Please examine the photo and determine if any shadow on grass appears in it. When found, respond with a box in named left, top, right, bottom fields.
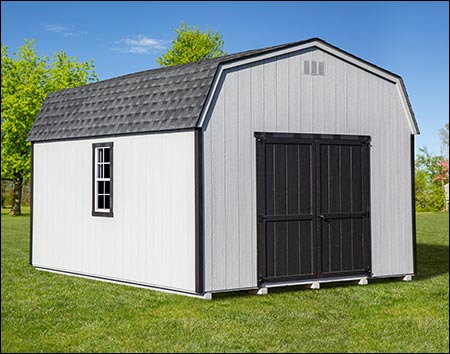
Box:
left=214, top=243, right=449, bottom=299
left=415, top=242, right=449, bottom=281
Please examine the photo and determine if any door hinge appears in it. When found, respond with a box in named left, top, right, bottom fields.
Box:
left=258, top=215, right=267, bottom=223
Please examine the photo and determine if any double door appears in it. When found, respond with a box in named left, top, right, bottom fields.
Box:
left=256, top=132, right=371, bottom=284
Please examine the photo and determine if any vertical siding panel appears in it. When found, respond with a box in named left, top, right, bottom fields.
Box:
left=312, top=50, right=325, bottom=132
left=300, top=52, right=313, bottom=132
left=358, top=71, right=369, bottom=133
left=251, top=64, right=264, bottom=287
left=288, top=53, right=301, bottom=132
left=392, top=84, right=403, bottom=274
left=211, top=85, right=226, bottom=290
left=238, top=68, right=254, bottom=287
left=276, top=56, right=289, bottom=131
left=368, top=75, right=381, bottom=276
left=346, top=65, right=358, bottom=133
left=382, top=80, right=393, bottom=275
left=264, top=59, right=278, bottom=131
left=224, top=71, right=240, bottom=288
left=324, top=55, right=336, bottom=134
left=334, top=57, right=346, bottom=135
left=252, top=65, right=265, bottom=132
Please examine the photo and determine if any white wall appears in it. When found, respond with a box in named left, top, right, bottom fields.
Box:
left=203, top=48, right=414, bottom=292
left=32, top=131, right=196, bottom=293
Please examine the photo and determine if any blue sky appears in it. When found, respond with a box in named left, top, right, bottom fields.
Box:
left=1, top=1, right=448, bottom=155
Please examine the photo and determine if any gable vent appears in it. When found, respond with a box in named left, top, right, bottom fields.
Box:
left=303, top=60, right=325, bottom=76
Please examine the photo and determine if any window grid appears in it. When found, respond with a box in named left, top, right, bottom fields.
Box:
left=95, top=147, right=111, bottom=212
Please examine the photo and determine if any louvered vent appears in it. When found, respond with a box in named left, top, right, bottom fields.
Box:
left=303, top=60, right=325, bottom=76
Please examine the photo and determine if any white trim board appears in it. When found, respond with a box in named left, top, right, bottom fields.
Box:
left=35, top=266, right=212, bottom=300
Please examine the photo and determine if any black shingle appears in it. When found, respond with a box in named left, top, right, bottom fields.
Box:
left=28, top=40, right=301, bottom=142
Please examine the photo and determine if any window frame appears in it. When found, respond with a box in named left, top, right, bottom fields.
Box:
left=92, top=142, right=114, bottom=217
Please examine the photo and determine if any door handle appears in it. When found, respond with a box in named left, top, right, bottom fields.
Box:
left=318, top=215, right=331, bottom=223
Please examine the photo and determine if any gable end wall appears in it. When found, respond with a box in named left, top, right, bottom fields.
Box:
left=203, top=48, right=414, bottom=292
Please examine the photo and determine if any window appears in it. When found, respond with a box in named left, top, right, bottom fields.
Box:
left=92, top=142, right=113, bottom=217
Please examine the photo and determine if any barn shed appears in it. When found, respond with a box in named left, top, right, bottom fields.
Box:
left=28, top=38, right=419, bottom=299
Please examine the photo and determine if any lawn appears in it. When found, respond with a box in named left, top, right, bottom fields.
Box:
left=1, top=208, right=448, bottom=353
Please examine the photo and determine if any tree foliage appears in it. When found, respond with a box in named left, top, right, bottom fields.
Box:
left=1, top=39, right=97, bottom=214
left=438, top=122, right=449, bottom=158
left=156, top=23, right=226, bottom=67
left=415, top=147, right=447, bottom=211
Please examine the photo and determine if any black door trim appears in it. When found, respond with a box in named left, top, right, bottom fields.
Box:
left=255, top=132, right=372, bottom=284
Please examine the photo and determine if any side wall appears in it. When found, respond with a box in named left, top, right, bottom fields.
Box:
left=32, top=131, right=196, bottom=293
left=203, top=48, right=414, bottom=292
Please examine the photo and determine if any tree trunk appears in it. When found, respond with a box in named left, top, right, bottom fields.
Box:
left=11, top=175, right=23, bottom=216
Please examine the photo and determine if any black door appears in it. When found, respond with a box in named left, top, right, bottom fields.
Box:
left=256, top=132, right=371, bottom=284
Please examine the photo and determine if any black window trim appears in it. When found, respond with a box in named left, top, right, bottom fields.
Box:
left=92, top=142, right=114, bottom=217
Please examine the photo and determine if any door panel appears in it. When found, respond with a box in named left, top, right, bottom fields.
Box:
left=258, top=139, right=316, bottom=282
left=256, top=133, right=371, bottom=284
left=318, top=141, right=371, bottom=277
left=265, top=220, right=315, bottom=280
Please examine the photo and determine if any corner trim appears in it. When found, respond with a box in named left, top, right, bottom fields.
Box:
left=29, top=143, right=34, bottom=265
left=194, top=128, right=204, bottom=294
left=411, top=134, right=417, bottom=274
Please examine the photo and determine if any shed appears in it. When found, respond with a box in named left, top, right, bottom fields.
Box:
left=28, top=38, right=419, bottom=298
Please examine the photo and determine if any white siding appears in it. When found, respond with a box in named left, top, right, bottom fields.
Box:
left=32, top=131, right=196, bottom=293
left=204, top=48, right=414, bottom=292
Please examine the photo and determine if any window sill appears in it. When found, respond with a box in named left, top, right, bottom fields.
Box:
left=92, top=210, right=114, bottom=218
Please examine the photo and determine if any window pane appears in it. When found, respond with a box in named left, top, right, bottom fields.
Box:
left=105, top=181, right=110, bottom=194
left=98, top=163, right=103, bottom=178
left=104, top=163, right=110, bottom=178
left=98, top=148, right=104, bottom=163
left=98, top=181, right=104, bottom=194
left=97, top=195, right=104, bottom=209
left=104, top=195, right=110, bottom=209
left=104, top=148, right=110, bottom=163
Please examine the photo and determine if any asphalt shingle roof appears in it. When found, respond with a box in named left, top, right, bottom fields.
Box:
left=27, top=41, right=296, bottom=142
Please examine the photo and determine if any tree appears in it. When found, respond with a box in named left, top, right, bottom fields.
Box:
left=438, top=122, right=449, bottom=159
left=156, top=23, right=226, bottom=67
left=1, top=40, right=97, bottom=215
left=415, top=147, right=446, bottom=211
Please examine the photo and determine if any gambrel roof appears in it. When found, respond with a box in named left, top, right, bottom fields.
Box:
left=28, top=38, right=419, bottom=142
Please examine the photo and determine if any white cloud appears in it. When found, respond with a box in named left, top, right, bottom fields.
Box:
left=45, top=24, right=68, bottom=33
left=112, top=35, right=167, bottom=55
left=45, top=24, right=87, bottom=37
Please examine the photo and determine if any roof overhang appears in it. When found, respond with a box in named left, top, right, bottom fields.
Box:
left=197, top=38, right=419, bottom=135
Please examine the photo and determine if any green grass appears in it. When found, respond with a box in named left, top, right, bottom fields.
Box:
left=1, top=208, right=448, bottom=353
